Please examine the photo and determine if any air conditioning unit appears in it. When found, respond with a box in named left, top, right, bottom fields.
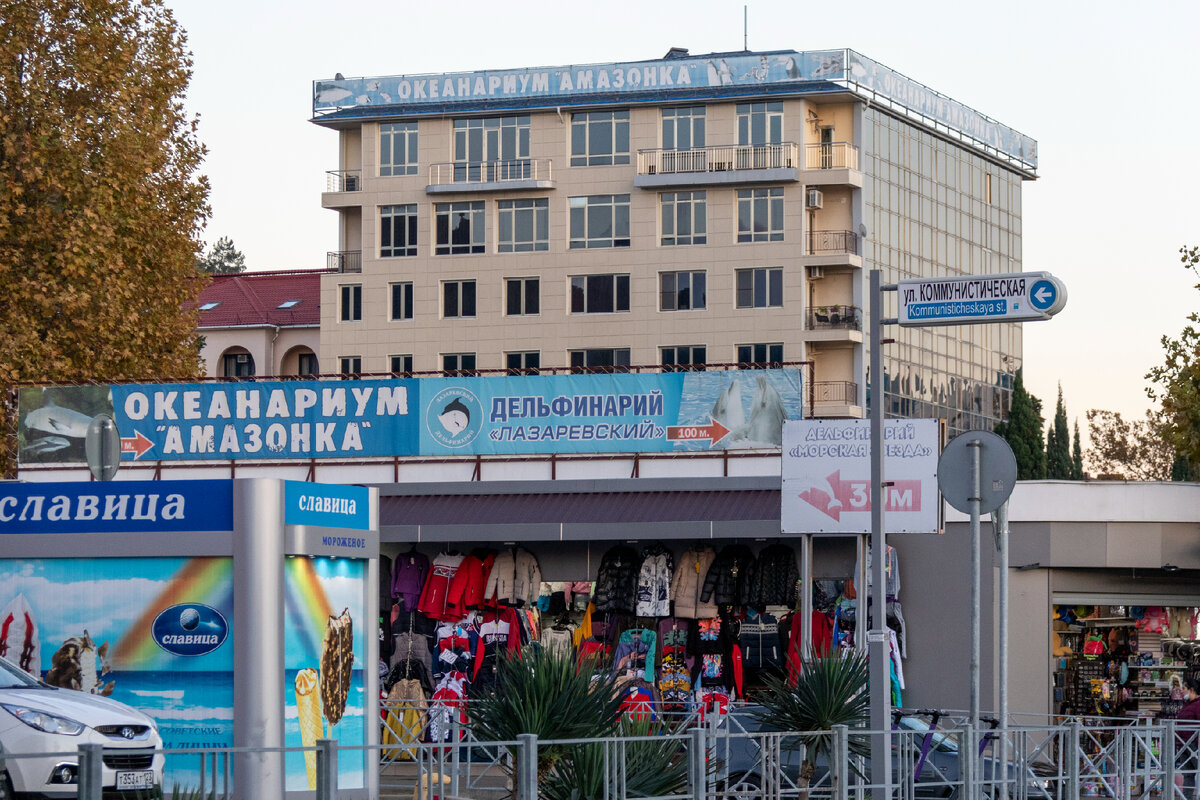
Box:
left=807, top=266, right=825, bottom=280
left=806, top=189, right=824, bottom=209
left=236, top=354, right=249, bottom=364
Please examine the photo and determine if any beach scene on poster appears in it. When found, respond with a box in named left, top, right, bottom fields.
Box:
left=283, top=557, right=366, bottom=791
left=0, top=557, right=234, bottom=791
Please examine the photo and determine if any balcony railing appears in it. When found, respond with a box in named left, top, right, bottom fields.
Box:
left=804, top=142, right=859, bottom=171
left=428, top=158, right=552, bottom=186
left=807, top=229, right=859, bottom=255
left=636, top=142, right=799, bottom=176
left=808, top=305, right=862, bottom=331
left=327, top=250, right=361, bottom=273
left=813, top=380, right=859, bottom=405
left=325, top=170, right=361, bottom=192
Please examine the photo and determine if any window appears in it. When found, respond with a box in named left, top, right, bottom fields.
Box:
left=435, top=201, right=485, bottom=254
left=339, top=356, right=362, bottom=376
left=736, top=343, right=783, bottom=368
left=737, top=188, right=784, bottom=242
left=380, top=122, right=418, bottom=177
left=381, top=204, right=417, bottom=257
left=453, top=116, right=531, bottom=181
left=660, top=191, right=706, bottom=245
left=277, top=299, right=301, bottom=309
left=442, top=353, right=477, bottom=376
left=390, top=282, right=414, bottom=321
left=662, top=106, right=705, bottom=150
left=222, top=352, right=255, bottom=378
left=443, top=280, right=476, bottom=318
left=661, top=346, right=707, bottom=372
left=570, top=110, right=630, bottom=166
left=340, top=284, right=362, bottom=321
left=506, top=277, right=539, bottom=316
left=199, top=301, right=220, bottom=311
left=506, top=351, right=540, bottom=375
left=390, top=355, right=413, bottom=376
left=569, top=348, right=631, bottom=373
left=660, top=271, right=706, bottom=311
left=298, top=353, right=319, bottom=376
left=498, top=199, right=548, bottom=252
left=737, top=102, right=784, bottom=145
left=985, top=173, right=993, bottom=205
left=569, top=195, right=630, bottom=249
left=736, top=268, right=783, bottom=308
left=571, top=274, right=630, bottom=314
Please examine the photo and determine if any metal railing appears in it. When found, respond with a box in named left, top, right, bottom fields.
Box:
left=808, top=305, right=861, bottom=331
left=325, top=169, right=361, bottom=192
left=804, top=142, right=859, bottom=171
left=427, top=158, right=553, bottom=186
left=813, top=380, right=859, bottom=405
left=807, top=229, right=859, bottom=255
left=326, top=250, right=361, bottom=273
left=637, top=142, right=799, bottom=176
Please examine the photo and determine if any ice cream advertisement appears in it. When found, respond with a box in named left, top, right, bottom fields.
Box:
left=283, top=556, right=366, bottom=791
left=0, top=557, right=235, bottom=790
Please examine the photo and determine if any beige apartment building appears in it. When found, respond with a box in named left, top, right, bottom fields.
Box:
left=311, top=48, right=1036, bottom=435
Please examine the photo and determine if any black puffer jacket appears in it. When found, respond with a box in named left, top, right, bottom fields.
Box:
left=748, top=543, right=799, bottom=608
left=701, top=544, right=755, bottom=607
left=594, top=545, right=641, bottom=613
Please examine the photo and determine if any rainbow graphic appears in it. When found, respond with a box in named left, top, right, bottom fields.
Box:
left=284, top=557, right=335, bottom=665
left=111, top=558, right=234, bottom=670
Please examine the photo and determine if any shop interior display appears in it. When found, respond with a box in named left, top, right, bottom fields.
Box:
left=379, top=541, right=907, bottom=746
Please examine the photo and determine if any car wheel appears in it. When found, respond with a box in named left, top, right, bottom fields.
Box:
left=0, top=771, right=14, bottom=800
left=716, top=771, right=763, bottom=800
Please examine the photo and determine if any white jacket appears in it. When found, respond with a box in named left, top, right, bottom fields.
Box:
left=636, top=551, right=673, bottom=617
left=484, top=547, right=542, bottom=606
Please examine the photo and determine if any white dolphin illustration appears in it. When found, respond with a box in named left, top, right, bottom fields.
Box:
left=24, top=400, right=93, bottom=439
left=724, top=376, right=786, bottom=447
left=710, top=380, right=746, bottom=433
left=22, top=435, right=71, bottom=455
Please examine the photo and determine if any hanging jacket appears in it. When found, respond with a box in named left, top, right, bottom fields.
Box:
left=612, top=628, right=657, bottom=683
left=671, top=547, right=718, bottom=619
left=748, top=543, right=799, bottom=608
left=393, top=549, right=431, bottom=611
left=594, top=545, right=641, bottom=614
left=447, top=550, right=495, bottom=611
left=483, top=547, right=542, bottom=606
left=690, top=614, right=736, bottom=693
left=739, top=609, right=782, bottom=672
left=379, top=553, right=394, bottom=610
left=636, top=545, right=674, bottom=617
left=701, top=544, right=755, bottom=607
left=418, top=552, right=465, bottom=621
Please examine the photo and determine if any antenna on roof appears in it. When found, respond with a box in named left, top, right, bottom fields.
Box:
left=744, top=5, right=748, bottom=51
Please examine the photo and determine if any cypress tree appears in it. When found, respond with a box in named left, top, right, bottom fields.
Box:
left=996, top=369, right=1046, bottom=480
left=1046, top=385, right=1073, bottom=479
left=1071, top=419, right=1085, bottom=480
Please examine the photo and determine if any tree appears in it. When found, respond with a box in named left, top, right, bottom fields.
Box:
left=0, top=0, right=209, bottom=473
left=1071, top=419, right=1085, bottom=480
left=1045, top=384, right=1073, bottom=479
left=1085, top=409, right=1173, bottom=481
left=994, top=369, right=1046, bottom=480
left=1147, top=246, right=1200, bottom=468
left=198, top=236, right=246, bottom=274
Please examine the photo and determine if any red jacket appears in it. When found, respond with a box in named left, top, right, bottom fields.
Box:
left=447, top=552, right=494, bottom=611
left=418, top=553, right=465, bottom=621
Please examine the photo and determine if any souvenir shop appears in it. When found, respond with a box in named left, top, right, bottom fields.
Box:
left=374, top=477, right=910, bottom=743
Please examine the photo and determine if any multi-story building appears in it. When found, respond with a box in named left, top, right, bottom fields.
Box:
left=310, top=48, right=1036, bottom=434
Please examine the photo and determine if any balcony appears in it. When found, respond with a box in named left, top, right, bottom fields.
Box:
left=810, top=380, right=863, bottom=418
left=426, top=159, right=554, bottom=194
left=808, top=305, right=861, bottom=331
left=327, top=250, right=361, bottom=273
left=802, top=142, right=863, bottom=188
left=634, top=143, right=799, bottom=188
left=807, top=229, right=859, bottom=256
left=325, top=170, right=361, bottom=192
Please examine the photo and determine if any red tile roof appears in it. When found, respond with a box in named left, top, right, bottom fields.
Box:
left=193, top=270, right=325, bottom=328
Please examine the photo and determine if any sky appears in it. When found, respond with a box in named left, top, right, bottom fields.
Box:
left=166, top=0, right=1200, bottom=433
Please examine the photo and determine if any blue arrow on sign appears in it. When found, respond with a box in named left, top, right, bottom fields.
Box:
left=1029, top=279, right=1057, bottom=311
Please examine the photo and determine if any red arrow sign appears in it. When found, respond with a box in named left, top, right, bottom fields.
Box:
left=120, top=430, right=155, bottom=459
left=666, top=418, right=731, bottom=444
left=798, top=470, right=923, bottom=521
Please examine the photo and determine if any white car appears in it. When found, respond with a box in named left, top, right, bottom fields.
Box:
left=0, top=656, right=163, bottom=799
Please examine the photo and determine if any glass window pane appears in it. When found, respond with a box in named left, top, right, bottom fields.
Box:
left=694, top=273, right=706, bottom=309
left=769, top=269, right=782, bottom=306
left=571, top=277, right=585, bottom=312
left=590, top=118, right=612, bottom=156
left=588, top=205, right=612, bottom=242
left=616, top=275, right=629, bottom=311
left=444, top=284, right=458, bottom=317
left=462, top=282, right=476, bottom=316
left=527, top=280, right=539, bottom=314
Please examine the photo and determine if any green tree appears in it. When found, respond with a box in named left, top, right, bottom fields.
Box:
left=197, top=236, right=246, bottom=274
left=1071, top=419, right=1085, bottom=480
left=1085, top=409, right=1173, bottom=481
left=1147, top=246, right=1200, bottom=468
left=0, top=0, right=210, bottom=472
left=995, top=369, right=1045, bottom=479
left=1045, top=384, right=1073, bottom=479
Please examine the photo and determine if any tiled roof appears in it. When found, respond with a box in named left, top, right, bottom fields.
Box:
left=193, top=270, right=324, bottom=328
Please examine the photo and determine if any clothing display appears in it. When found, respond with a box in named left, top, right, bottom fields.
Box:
left=418, top=551, right=466, bottom=621
left=391, top=548, right=430, bottom=610
left=594, top=544, right=641, bottom=614
left=671, top=546, right=718, bottom=619
left=701, top=544, right=755, bottom=607
left=484, top=546, right=542, bottom=607
left=636, top=544, right=673, bottom=617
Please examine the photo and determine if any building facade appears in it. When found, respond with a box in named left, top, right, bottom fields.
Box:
left=311, top=48, right=1036, bottom=435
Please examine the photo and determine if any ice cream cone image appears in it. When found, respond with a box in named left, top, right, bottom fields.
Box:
left=319, top=609, right=353, bottom=727
left=294, top=667, right=323, bottom=790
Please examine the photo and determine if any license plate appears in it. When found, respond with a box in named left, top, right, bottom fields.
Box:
left=116, top=771, right=155, bottom=790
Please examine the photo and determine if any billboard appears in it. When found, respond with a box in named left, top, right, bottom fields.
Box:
left=781, top=419, right=941, bottom=534
left=17, top=370, right=802, bottom=464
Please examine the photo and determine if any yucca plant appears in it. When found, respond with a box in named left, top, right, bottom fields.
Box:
left=467, top=646, right=625, bottom=781
left=539, top=716, right=692, bottom=800
left=751, top=652, right=871, bottom=790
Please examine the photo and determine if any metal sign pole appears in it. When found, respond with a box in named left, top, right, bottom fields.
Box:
left=868, top=268, right=892, bottom=798
left=969, top=439, right=982, bottom=729
left=997, top=500, right=1010, bottom=797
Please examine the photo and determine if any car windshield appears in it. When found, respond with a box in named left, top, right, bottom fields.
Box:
left=899, top=716, right=958, bottom=752
left=0, top=656, right=46, bottom=689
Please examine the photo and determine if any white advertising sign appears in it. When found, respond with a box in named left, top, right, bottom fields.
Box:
left=781, top=419, right=941, bottom=534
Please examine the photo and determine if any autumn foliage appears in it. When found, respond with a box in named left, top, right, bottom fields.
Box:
left=0, top=0, right=210, bottom=472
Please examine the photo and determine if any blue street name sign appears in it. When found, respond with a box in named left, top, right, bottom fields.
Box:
left=897, top=271, right=1067, bottom=327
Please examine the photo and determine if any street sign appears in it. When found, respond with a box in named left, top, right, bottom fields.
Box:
left=897, top=271, right=1067, bottom=327
left=937, top=430, right=1017, bottom=515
